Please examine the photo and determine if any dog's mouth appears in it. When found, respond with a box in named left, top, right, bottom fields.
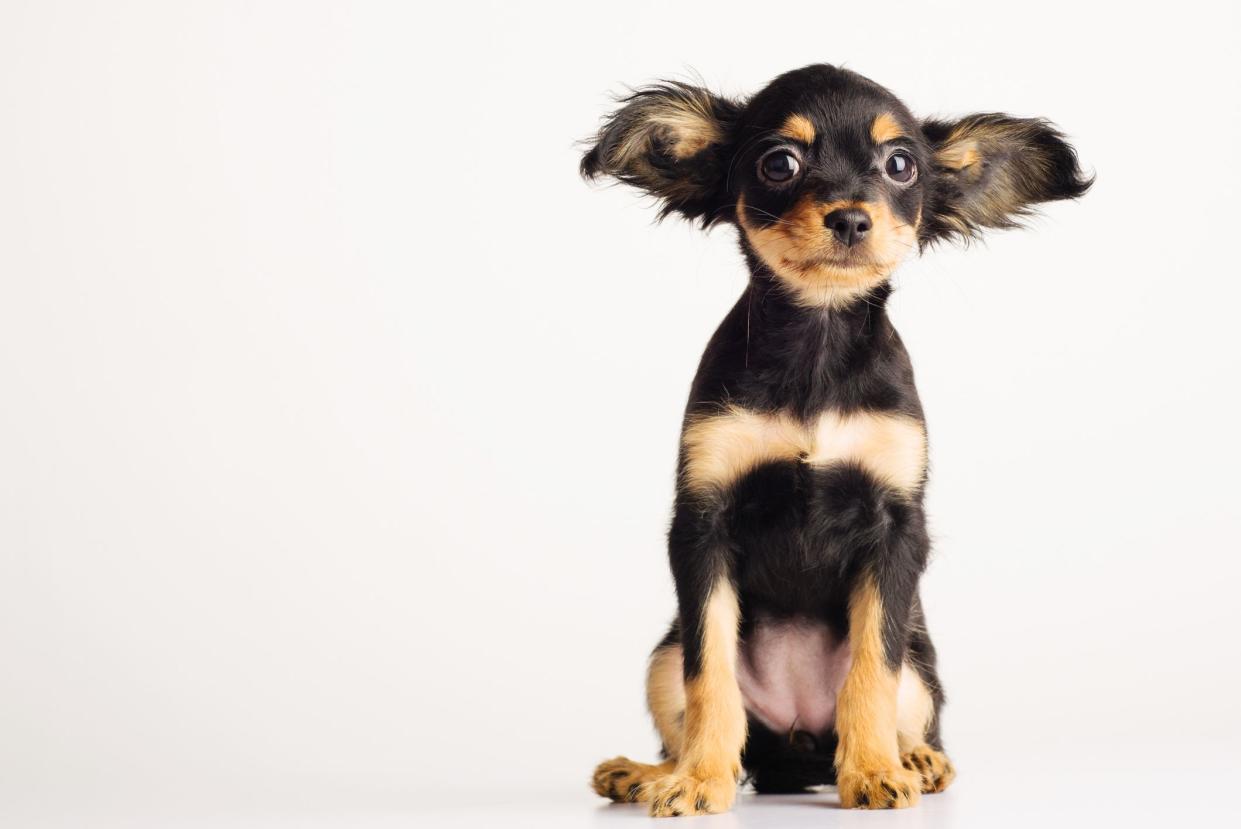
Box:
left=784, top=244, right=890, bottom=275
left=737, top=196, right=914, bottom=294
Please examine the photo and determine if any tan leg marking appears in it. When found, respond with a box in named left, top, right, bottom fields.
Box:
left=646, top=580, right=745, bottom=817
left=895, top=663, right=934, bottom=751
left=647, top=643, right=687, bottom=757
left=591, top=645, right=686, bottom=805
left=593, top=757, right=676, bottom=802
left=901, top=744, right=956, bottom=794
left=894, top=663, right=956, bottom=793
left=808, top=411, right=927, bottom=493
left=835, top=578, right=922, bottom=809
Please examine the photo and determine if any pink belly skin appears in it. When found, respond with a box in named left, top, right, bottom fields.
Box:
left=736, top=618, right=852, bottom=736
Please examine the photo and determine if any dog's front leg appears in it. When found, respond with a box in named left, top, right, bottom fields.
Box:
left=644, top=495, right=745, bottom=817
left=834, top=572, right=924, bottom=809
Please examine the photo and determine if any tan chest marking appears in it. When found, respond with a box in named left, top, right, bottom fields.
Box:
left=682, top=408, right=804, bottom=494
left=682, top=407, right=926, bottom=495
left=807, top=411, right=927, bottom=492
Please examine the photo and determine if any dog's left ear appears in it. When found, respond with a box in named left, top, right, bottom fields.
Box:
left=581, top=82, right=741, bottom=226
left=920, top=113, right=1092, bottom=244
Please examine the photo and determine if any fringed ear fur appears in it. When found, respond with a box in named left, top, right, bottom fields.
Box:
left=920, top=113, right=1092, bottom=244
left=580, top=82, right=741, bottom=226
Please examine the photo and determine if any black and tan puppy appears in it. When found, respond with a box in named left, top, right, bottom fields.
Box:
left=582, top=64, right=1089, bottom=815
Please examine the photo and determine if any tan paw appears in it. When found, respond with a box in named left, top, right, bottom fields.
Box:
left=838, top=764, right=922, bottom=809
left=591, top=756, right=673, bottom=803
left=901, top=744, right=956, bottom=793
left=646, top=771, right=737, bottom=817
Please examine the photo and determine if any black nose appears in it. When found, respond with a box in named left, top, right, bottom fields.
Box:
left=824, top=208, right=872, bottom=247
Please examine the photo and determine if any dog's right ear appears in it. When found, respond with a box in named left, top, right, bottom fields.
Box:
left=581, top=82, right=741, bottom=226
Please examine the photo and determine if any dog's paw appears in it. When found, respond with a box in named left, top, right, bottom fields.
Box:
left=838, top=763, right=922, bottom=809
left=646, top=771, right=737, bottom=817
left=592, top=756, right=669, bottom=803
left=901, top=744, right=956, bottom=793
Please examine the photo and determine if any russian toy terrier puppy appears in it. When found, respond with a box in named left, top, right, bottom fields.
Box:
left=581, top=64, right=1089, bottom=815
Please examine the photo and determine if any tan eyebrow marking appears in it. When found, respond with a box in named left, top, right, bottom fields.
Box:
left=871, top=112, right=905, bottom=144
left=779, top=113, right=816, bottom=144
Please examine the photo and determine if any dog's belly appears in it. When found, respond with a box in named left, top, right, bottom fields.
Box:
left=736, top=617, right=851, bottom=736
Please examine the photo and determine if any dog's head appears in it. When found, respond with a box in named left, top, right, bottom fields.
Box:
left=582, top=64, right=1091, bottom=307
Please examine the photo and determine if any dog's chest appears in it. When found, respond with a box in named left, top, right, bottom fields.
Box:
left=682, top=406, right=927, bottom=495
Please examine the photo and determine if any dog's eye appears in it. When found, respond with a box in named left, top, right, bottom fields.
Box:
left=759, top=149, right=800, bottom=184
left=884, top=150, right=917, bottom=184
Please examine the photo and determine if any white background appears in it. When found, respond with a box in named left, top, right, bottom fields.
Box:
left=2, top=2, right=1239, bottom=827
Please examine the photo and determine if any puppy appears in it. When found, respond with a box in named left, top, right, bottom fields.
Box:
left=581, top=64, right=1089, bottom=815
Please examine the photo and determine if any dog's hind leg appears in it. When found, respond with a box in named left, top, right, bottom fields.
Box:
left=896, top=662, right=955, bottom=793
left=591, top=634, right=685, bottom=803
left=897, top=605, right=955, bottom=794
left=593, top=756, right=676, bottom=803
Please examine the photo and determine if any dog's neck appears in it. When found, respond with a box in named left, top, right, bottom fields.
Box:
left=744, top=267, right=894, bottom=362
left=720, top=264, right=900, bottom=420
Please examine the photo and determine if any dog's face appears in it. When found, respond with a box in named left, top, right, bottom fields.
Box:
left=731, top=68, right=926, bottom=305
left=582, top=64, right=1090, bottom=307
